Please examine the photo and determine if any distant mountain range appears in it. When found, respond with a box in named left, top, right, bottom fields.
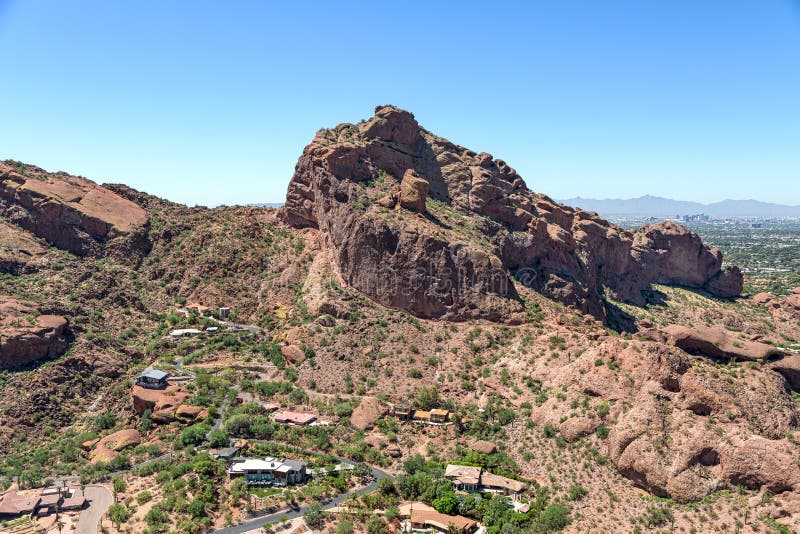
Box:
left=559, top=195, right=800, bottom=218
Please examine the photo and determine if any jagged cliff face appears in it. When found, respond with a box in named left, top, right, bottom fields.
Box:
left=284, top=106, right=742, bottom=322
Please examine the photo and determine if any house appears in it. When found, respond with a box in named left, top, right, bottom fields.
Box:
left=430, top=408, right=450, bottom=423
left=413, top=410, right=431, bottom=422
left=444, top=464, right=482, bottom=492
left=219, top=306, right=231, bottom=318
left=444, top=464, right=528, bottom=497
left=0, top=492, right=40, bottom=518
left=60, top=492, right=87, bottom=511
left=478, top=472, right=527, bottom=497
left=389, top=402, right=413, bottom=420
left=410, top=509, right=478, bottom=533
left=229, top=457, right=307, bottom=486
left=212, top=447, right=240, bottom=462
left=169, top=328, right=203, bottom=338
left=273, top=410, right=317, bottom=426
left=135, top=369, right=169, bottom=390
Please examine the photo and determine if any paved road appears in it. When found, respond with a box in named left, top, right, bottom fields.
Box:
left=75, top=485, right=113, bottom=534
left=209, top=464, right=391, bottom=534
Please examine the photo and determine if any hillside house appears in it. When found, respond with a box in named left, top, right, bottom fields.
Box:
left=229, top=457, right=307, bottom=486
left=169, top=328, right=203, bottom=338
left=430, top=408, right=450, bottom=423
left=135, top=369, right=169, bottom=390
left=389, top=402, right=413, bottom=420
left=444, top=464, right=482, bottom=492
left=273, top=410, right=316, bottom=426
left=479, top=471, right=527, bottom=497
left=0, top=492, right=39, bottom=518
left=410, top=509, right=478, bottom=533
left=444, top=464, right=527, bottom=497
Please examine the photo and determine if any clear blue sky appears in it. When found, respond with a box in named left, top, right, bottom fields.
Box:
left=1, top=1, right=798, bottom=206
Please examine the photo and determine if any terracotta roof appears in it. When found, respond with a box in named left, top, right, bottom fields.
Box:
left=411, top=509, right=477, bottom=531
left=0, top=492, right=40, bottom=515
left=479, top=471, right=527, bottom=493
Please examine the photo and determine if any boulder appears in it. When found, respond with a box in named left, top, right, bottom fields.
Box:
left=90, top=429, right=141, bottom=463
left=281, top=344, right=305, bottom=364
left=559, top=416, right=600, bottom=442
left=398, top=169, right=429, bottom=213
left=350, top=396, right=387, bottom=430
left=771, top=353, right=800, bottom=391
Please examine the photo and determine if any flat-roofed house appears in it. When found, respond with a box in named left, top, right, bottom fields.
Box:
left=430, top=408, right=450, bottom=423
left=389, top=402, right=413, bottom=420
left=228, top=457, right=307, bottom=486
left=135, top=369, right=169, bottom=390
left=444, top=464, right=482, bottom=492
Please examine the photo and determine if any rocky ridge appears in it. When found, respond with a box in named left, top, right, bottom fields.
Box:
left=284, top=106, right=742, bottom=323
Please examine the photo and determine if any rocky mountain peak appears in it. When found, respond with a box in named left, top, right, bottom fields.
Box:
left=284, top=107, right=742, bottom=323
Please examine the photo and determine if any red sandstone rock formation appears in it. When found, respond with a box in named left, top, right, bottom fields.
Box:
left=0, top=296, right=69, bottom=368
left=283, top=106, right=743, bottom=323
left=0, top=162, right=150, bottom=260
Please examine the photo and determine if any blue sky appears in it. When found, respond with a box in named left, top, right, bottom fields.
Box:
left=0, top=1, right=798, bottom=206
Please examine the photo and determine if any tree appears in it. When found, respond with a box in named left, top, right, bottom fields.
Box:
left=433, top=492, right=459, bottom=515
left=111, top=477, right=126, bottom=501
left=538, top=502, right=571, bottom=532
left=303, top=502, right=324, bottom=528
left=335, top=519, right=354, bottom=534
left=107, top=503, right=130, bottom=529
left=365, top=515, right=388, bottom=534
left=188, top=499, right=207, bottom=518
left=208, top=428, right=228, bottom=448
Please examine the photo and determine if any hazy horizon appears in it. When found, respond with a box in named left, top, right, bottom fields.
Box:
left=1, top=1, right=799, bottom=206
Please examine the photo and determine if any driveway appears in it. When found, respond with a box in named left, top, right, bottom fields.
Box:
left=75, top=485, right=113, bottom=534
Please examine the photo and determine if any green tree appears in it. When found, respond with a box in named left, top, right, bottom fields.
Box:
left=433, top=492, right=459, bottom=515
left=303, top=502, right=324, bottom=528
left=335, top=519, right=354, bottom=534
left=188, top=499, right=207, bottom=518
left=107, top=503, right=130, bottom=529
left=111, top=477, right=126, bottom=501
left=208, top=429, right=228, bottom=448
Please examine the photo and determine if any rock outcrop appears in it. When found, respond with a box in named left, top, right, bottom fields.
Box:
left=528, top=337, right=800, bottom=503
left=0, top=297, right=69, bottom=368
left=664, top=324, right=785, bottom=362
left=90, top=429, right=141, bottom=463
left=283, top=106, right=742, bottom=322
left=350, top=396, right=387, bottom=430
left=131, top=384, right=207, bottom=424
left=0, top=161, right=151, bottom=261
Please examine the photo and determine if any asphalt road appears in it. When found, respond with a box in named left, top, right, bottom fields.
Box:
left=75, top=485, right=113, bottom=534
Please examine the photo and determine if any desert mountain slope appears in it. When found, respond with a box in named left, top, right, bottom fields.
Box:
left=0, top=113, right=798, bottom=532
